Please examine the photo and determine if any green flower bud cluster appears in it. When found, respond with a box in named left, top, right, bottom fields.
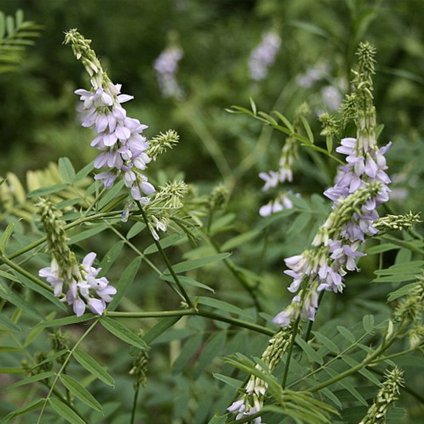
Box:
left=37, top=198, right=79, bottom=282
left=129, top=348, right=149, bottom=387
left=374, top=212, right=421, bottom=233
left=359, top=367, right=404, bottom=424
left=208, top=184, right=229, bottom=211
left=147, top=130, right=180, bottom=161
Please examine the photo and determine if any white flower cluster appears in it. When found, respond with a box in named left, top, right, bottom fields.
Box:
left=75, top=83, right=155, bottom=203
left=39, top=252, right=116, bottom=316
left=154, top=46, right=184, bottom=99
left=248, top=31, right=281, bottom=81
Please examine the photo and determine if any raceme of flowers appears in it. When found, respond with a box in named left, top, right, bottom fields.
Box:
left=65, top=29, right=155, bottom=204
left=248, top=31, right=281, bottom=81
left=273, top=136, right=391, bottom=327
left=37, top=198, right=116, bottom=316
left=40, top=252, right=116, bottom=317
left=154, top=46, right=184, bottom=99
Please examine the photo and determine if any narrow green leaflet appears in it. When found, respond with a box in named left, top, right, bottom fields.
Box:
left=99, top=241, right=125, bottom=274
left=213, top=373, right=243, bottom=390
left=208, top=415, right=227, bottom=424
left=172, top=333, right=204, bottom=374
left=367, top=243, right=399, bottom=254
left=144, top=233, right=186, bottom=254
left=60, top=374, right=103, bottom=412
left=7, top=371, right=55, bottom=390
left=3, top=398, right=45, bottom=422
left=221, top=229, right=260, bottom=251
left=387, top=282, right=418, bottom=301
left=49, top=397, right=87, bottom=424
left=168, top=253, right=231, bottom=274
left=69, top=223, right=108, bottom=244
left=107, top=257, right=141, bottom=311
left=295, top=336, right=324, bottom=365
left=197, top=296, right=252, bottom=319
left=0, top=312, right=21, bottom=333
left=362, top=315, right=375, bottom=333
left=27, top=183, right=69, bottom=198
left=73, top=348, right=115, bottom=387
left=143, top=316, right=181, bottom=344
left=98, top=180, right=124, bottom=210
left=126, top=221, right=146, bottom=239
left=58, top=157, right=76, bottom=183
left=100, top=316, right=147, bottom=349
left=0, top=220, right=17, bottom=253
left=313, top=331, right=340, bottom=354
left=336, top=326, right=356, bottom=343
left=194, top=331, right=226, bottom=379
left=38, top=315, right=94, bottom=328
left=161, top=274, right=215, bottom=293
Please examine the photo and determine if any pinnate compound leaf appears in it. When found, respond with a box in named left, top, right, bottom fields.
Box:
left=73, top=348, right=114, bottom=387
left=100, top=316, right=147, bottom=349
left=60, top=374, right=103, bottom=412
left=49, top=397, right=87, bottom=424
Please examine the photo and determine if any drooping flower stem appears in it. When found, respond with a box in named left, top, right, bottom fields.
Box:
left=136, top=201, right=194, bottom=308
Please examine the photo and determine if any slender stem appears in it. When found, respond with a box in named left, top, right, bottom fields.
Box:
left=381, top=235, right=424, bottom=255
left=304, top=291, right=325, bottom=342
left=136, top=203, right=194, bottom=308
left=130, top=383, right=140, bottom=424
left=107, top=308, right=273, bottom=336
left=281, top=316, right=301, bottom=389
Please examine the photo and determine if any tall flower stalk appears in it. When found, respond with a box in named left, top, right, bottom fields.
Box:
left=64, top=29, right=155, bottom=204
left=274, top=42, right=391, bottom=328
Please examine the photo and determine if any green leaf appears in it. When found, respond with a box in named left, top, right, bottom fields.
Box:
left=98, top=180, right=124, bottom=210
left=99, top=241, right=125, bottom=274
left=213, top=373, right=243, bottom=390
left=144, top=233, right=186, bottom=254
left=3, top=398, right=45, bottom=422
left=73, top=348, right=115, bottom=387
left=249, top=97, right=257, bottom=115
left=143, top=316, right=181, bottom=344
left=0, top=220, right=18, bottom=253
left=168, top=253, right=231, bottom=274
left=58, top=157, right=76, bottom=183
left=161, top=274, right=214, bottom=293
left=60, top=374, right=103, bottom=412
left=7, top=371, right=55, bottom=390
left=367, top=243, right=399, bottom=254
left=108, top=257, right=141, bottom=311
left=362, top=315, right=375, bottom=333
left=126, top=222, right=146, bottom=239
left=336, top=326, right=355, bottom=343
left=388, top=282, right=418, bottom=301
left=208, top=415, right=227, bottom=424
left=295, top=336, right=324, bottom=364
left=100, top=316, right=147, bottom=349
left=69, top=223, right=108, bottom=244
left=221, top=229, right=260, bottom=251
left=38, top=315, right=94, bottom=328
left=49, top=397, right=87, bottom=424
left=0, top=312, right=21, bottom=333
left=194, top=331, right=226, bottom=378
left=301, top=116, right=314, bottom=144
left=27, top=183, right=69, bottom=197
left=272, top=111, right=294, bottom=133
left=172, top=333, right=203, bottom=374
left=313, top=331, right=340, bottom=354
left=197, top=296, right=252, bottom=319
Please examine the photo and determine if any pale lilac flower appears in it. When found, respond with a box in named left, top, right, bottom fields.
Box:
left=154, top=46, right=184, bottom=99
left=296, top=62, right=329, bottom=88
left=75, top=82, right=155, bottom=204
left=248, top=31, right=281, bottom=81
left=321, top=86, right=342, bottom=111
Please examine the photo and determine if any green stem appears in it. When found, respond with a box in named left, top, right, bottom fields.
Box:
left=37, top=319, right=100, bottom=424
left=107, top=308, right=273, bottom=336
left=309, top=333, right=398, bottom=393
left=381, top=235, right=424, bottom=255
left=304, top=291, right=325, bottom=342
left=130, top=383, right=140, bottom=424
left=136, top=203, right=194, bottom=308
left=281, top=315, right=301, bottom=389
